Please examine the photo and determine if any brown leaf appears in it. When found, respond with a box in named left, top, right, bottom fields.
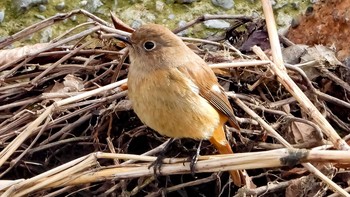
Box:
left=282, top=44, right=309, bottom=64
left=285, top=176, right=326, bottom=197
left=63, top=74, right=84, bottom=92
left=49, top=81, right=66, bottom=94
left=298, top=45, right=342, bottom=80
left=281, top=167, right=308, bottom=178
left=290, top=122, right=315, bottom=143
left=110, top=11, right=134, bottom=33
left=48, top=74, right=84, bottom=94
left=115, top=100, right=132, bottom=112
left=0, top=43, right=50, bottom=66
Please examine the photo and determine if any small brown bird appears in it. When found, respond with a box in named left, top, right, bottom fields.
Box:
left=115, top=24, right=244, bottom=186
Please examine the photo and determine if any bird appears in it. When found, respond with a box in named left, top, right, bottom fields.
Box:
left=114, top=23, right=244, bottom=187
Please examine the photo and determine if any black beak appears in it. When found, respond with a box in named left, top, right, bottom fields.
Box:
left=114, top=35, right=131, bottom=45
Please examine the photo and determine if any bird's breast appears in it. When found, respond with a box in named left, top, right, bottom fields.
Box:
left=127, top=68, right=220, bottom=140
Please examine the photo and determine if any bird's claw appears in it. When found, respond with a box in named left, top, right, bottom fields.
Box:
left=189, top=140, right=202, bottom=177
left=148, top=138, right=175, bottom=176
left=149, top=153, right=165, bottom=175
left=189, top=153, right=198, bottom=177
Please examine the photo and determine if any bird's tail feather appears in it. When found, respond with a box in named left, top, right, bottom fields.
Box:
left=209, top=119, right=244, bottom=187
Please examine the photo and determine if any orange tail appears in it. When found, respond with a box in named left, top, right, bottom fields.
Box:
left=209, top=117, right=244, bottom=187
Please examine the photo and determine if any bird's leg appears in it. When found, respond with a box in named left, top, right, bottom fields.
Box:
left=189, top=140, right=203, bottom=177
left=149, top=138, right=176, bottom=175
left=190, top=140, right=203, bottom=177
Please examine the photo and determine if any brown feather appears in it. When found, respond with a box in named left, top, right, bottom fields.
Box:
left=177, top=62, right=240, bottom=130
left=209, top=114, right=244, bottom=186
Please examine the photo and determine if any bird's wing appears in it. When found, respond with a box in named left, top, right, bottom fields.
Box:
left=177, top=61, right=240, bottom=130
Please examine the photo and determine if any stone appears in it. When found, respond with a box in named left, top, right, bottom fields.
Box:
left=168, top=14, right=175, bottom=20
left=176, top=20, right=189, bottom=36
left=40, top=27, right=52, bottom=43
left=80, top=0, right=87, bottom=6
left=34, top=14, right=46, bottom=20
left=176, top=0, right=196, bottom=3
left=270, top=0, right=276, bottom=6
left=38, top=4, right=46, bottom=12
left=291, top=2, right=300, bottom=10
left=0, top=11, right=4, bottom=23
left=55, top=2, right=65, bottom=11
left=131, top=19, right=143, bottom=29
left=13, top=0, right=48, bottom=13
left=85, top=0, right=104, bottom=13
left=204, top=20, right=230, bottom=29
left=211, top=0, right=234, bottom=10
left=156, top=1, right=165, bottom=11
left=70, top=15, right=77, bottom=21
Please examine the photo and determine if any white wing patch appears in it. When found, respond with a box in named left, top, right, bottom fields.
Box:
left=188, top=79, right=200, bottom=94
left=211, top=84, right=221, bottom=93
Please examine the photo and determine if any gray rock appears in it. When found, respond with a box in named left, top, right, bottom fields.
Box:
left=40, top=27, right=52, bottom=43
left=211, top=0, right=234, bottom=10
left=34, top=14, right=46, bottom=20
left=176, top=20, right=189, bottom=36
left=13, top=0, right=48, bottom=13
left=344, top=57, right=350, bottom=68
left=168, top=14, right=175, bottom=20
left=131, top=19, right=143, bottom=29
left=291, top=2, right=300, bottom=10
left=272, top=2, right=288, bottom=9
left=156, top=1, right=165, bottom=11
left=80, top=0, right=87, bottom=6
left=282, top=44, right=308, bottom=64
left=55, top=2, right=65, bottom=11
left=70, top=15, right=77, bottom=21
left=251, top=11, right=260, bottom=18
left=270, top=0, right=276, bottom=6
left=85, top=0, right=104, bottom=13
left=176, top=0, right=196, bottom=3
left=178, top=20, right=187, bottom=27
left=0, top=11, right=4, bottom=23
left=79, top=0, right=87, bottom=6
left=204, top=20, right=230, bottom=29
left=38, top=4, right=46, bottom=12
left=143, top=12, right=156, bottom=22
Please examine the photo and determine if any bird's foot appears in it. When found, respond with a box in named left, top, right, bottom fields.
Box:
left=149, top=153, right=166, bottom=175
left=189, top=140, right=203, bottom=177
left=148, top=138, right=175, bottom=176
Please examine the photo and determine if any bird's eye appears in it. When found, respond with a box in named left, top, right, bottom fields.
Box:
left=143, top=41, right=156, bottom=51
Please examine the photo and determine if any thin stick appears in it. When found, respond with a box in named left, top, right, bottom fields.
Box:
left=259, top=1, right=349, bottom=195
left=209, top=60, right=270, bottom=68
left=0, top=26, right=101, bottom=77
left=261, top=0, right=284, bottom=69
left=2, top=149, right=350, bottom=196
left=0, top=79, right=127, bottom=167
left=172, top=14, right=252, bottom=34
left=260, top=0, right=349, bottom=151
left=31, top=41, right=91, bottom=86
left=229, top=92, right=349, bottom=196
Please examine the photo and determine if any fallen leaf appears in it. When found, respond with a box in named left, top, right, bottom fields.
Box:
left=0, top=43, right=50, bottom=66
left=290, top=122, right=315, bottom=143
